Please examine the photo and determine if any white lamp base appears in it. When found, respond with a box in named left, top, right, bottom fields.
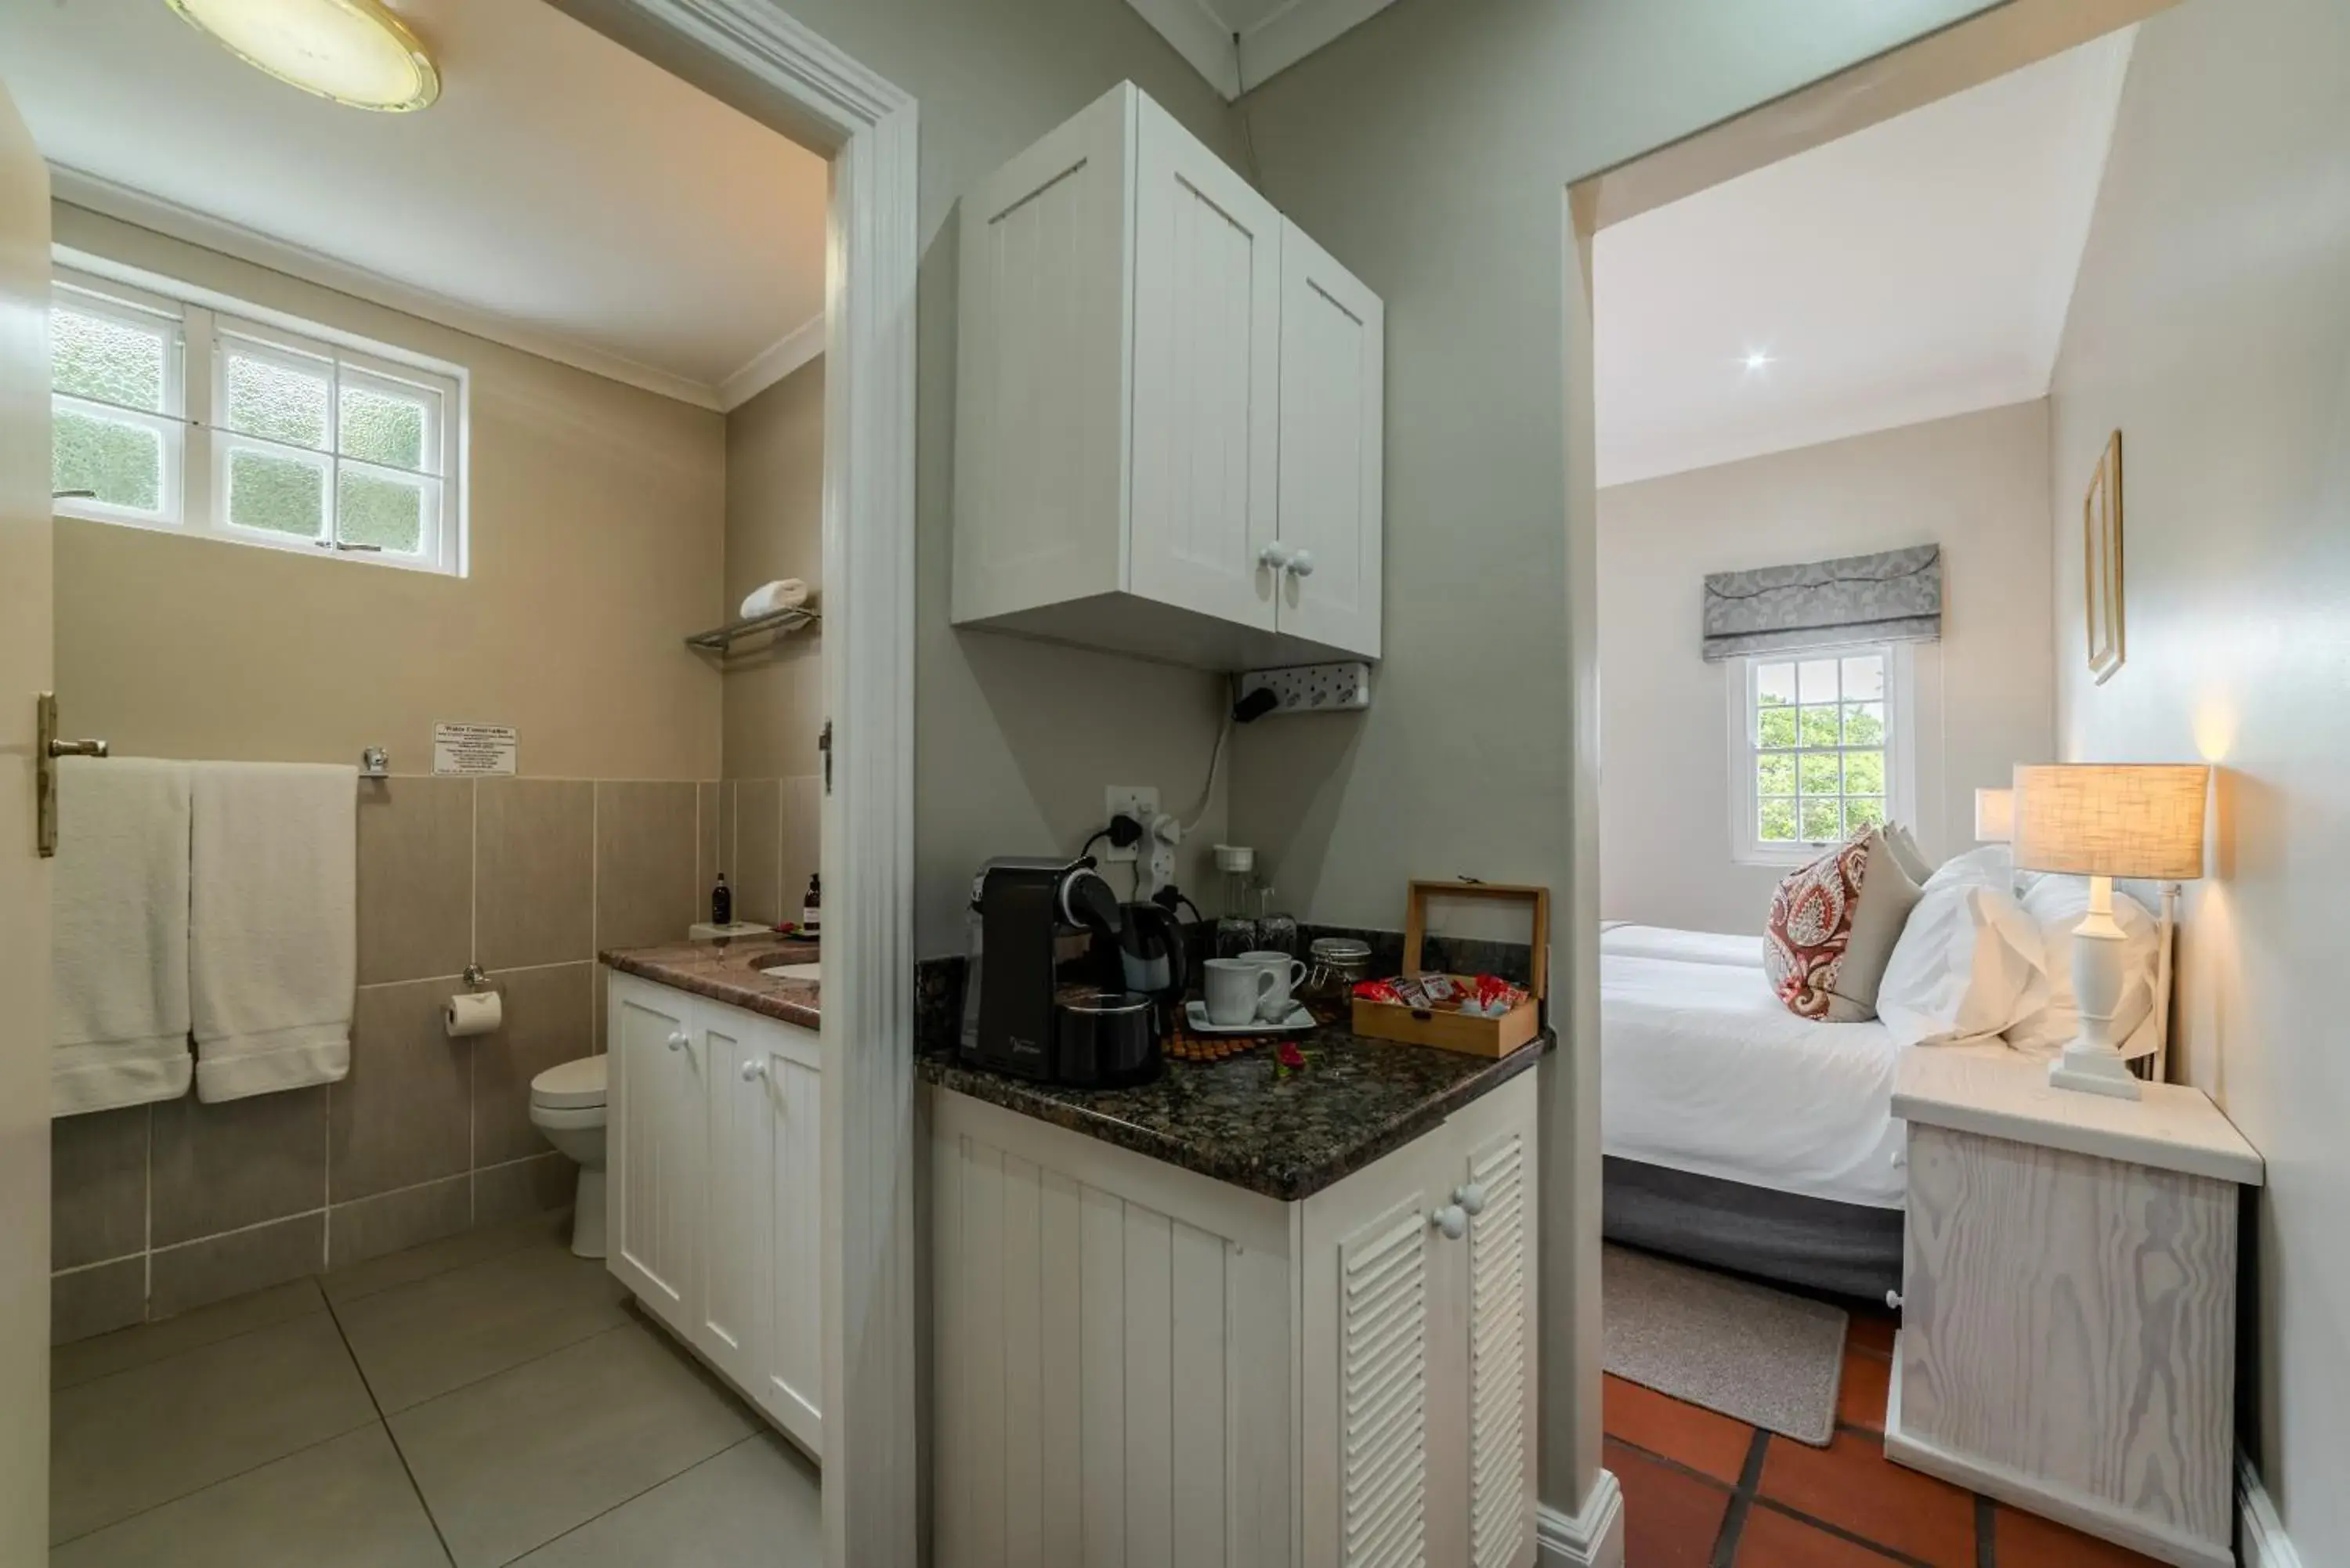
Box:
left=2048, top=1048, right=2143, bottom=1100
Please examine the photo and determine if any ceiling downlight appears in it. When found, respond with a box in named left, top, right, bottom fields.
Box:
left=166, top=0, right=440, bottom=113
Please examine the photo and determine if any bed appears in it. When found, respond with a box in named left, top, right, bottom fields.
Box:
left=1600, top=923, right=1907, bottom=1300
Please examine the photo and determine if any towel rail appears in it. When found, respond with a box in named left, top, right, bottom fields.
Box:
left=685, top=605, right=821, bottom=658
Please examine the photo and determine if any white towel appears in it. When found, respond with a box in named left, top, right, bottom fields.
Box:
left=739, top=578, right=809, bottom=619
left=190, top=762, right=356, bottom=1102
left=52, top=757, right=194, bottom=1115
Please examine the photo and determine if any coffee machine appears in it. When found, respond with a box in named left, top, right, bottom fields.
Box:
left=961, top=857, right=1186, bottom=1086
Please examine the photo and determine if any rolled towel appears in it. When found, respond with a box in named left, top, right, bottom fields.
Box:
left=739, top=579, right=809, bottom=620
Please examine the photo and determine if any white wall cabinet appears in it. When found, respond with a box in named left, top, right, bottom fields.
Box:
left=953, top=81, right=1384, bottom=670
left=607, top=972, right=822, bottom=1456
left=930, top=1070, right=1535, bottom=1567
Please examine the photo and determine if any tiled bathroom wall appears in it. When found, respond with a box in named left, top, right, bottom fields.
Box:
left=49, top=774, right=817, bottom=1344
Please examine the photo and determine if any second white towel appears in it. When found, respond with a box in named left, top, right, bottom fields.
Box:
left=739, top=578, right=808, bottom=619
left=190, top=762, right=356, bottom=1102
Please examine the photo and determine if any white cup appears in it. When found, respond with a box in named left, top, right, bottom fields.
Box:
left=1240, top=951, right=1309, bottom=1021
left=1203, top=959, right=1278, bottom=1028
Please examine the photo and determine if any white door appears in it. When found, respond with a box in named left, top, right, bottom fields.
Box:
left=950, top=83, right=1133, bottom=625
left=1274, top=221, right=1384, bottom=659
left=1127, top=92, right=1282, bottom=632
left=607, top=977, right=701, bottom=1334
left=0, top=82, right=51, bottom=1559
left=758, top=1021, right=822, bottom=1451
left=696, top=1005, right=766, bottom=1389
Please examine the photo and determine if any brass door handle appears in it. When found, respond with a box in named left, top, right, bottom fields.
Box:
left=34, top=693, right=110, bottom=858
left=47, top=737, right=108, bottom=758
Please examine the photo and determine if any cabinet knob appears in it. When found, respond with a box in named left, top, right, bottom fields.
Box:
left=741, top=1059, right=768, bottom=1082
left=1430, top=1205, right=1467, bottom=1241
left=1885, top=1289, right=1904, bottom=1312
left=1285, top=548, right=1315, bottom=579
left=667, top=1031, right=689, bottom=1053
left=1257, top=543, right=1294, bottom=570
left=1452, top=1183, right=1487, bottom=1216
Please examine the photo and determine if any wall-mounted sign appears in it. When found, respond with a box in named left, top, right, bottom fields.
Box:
left=432, top=722, right=518, bottom=776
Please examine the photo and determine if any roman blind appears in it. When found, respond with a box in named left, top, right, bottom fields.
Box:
left=1701, top=544, right=1942, bottom=661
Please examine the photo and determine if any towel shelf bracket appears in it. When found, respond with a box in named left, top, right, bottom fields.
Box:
left=684, top=605, right=821, bottom=660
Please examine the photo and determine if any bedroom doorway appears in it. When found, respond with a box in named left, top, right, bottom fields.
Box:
left=1567, top=5, right=2182, bottom=1564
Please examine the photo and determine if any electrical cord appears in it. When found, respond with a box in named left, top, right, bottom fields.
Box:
left=1183, top=675, right=1241, bottom=833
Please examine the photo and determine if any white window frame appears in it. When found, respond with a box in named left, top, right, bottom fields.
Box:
left=50, top=258, right=468, bottom=577
left=1727, top=641, right=1917, bottom=865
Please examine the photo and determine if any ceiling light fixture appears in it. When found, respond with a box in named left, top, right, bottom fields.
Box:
left=1742, top=350, right=1775, bottom=372
left=166, top=0, right=440, bottom=112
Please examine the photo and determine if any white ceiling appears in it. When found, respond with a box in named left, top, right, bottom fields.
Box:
left=1593, top=30, right=2136, bottom=488
left=0, top=0, right=827, bottom=410
left=1127, top=0, right=1396, bottom=99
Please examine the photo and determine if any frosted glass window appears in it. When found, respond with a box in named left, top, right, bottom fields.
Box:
left=52, top=269, right=463, bottom=573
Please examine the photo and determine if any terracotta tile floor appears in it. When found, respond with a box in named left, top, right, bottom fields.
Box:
left=1603, top=1306, right=2174, bottom=1566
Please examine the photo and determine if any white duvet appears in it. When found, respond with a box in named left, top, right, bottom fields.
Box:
left=1601, top=934, right=1907, bottom=1210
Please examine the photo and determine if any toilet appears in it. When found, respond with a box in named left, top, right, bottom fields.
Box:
left=529, top=1056, right=608, bottom=1259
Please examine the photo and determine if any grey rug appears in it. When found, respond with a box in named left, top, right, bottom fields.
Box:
left=1602, top=1244, right=1847, bottom=1446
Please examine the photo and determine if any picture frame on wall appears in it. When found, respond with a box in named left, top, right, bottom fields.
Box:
left=2085, top=429, right=2125, bottom=685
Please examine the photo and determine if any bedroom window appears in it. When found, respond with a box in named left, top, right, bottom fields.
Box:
left=1731, top=645, right=1913, bottom=864
left=51, top=265, right=466, bottom=576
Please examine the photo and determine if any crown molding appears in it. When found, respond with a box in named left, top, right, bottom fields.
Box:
left=1123, top=0, right=1396, bottom=101
left=48, top=163, right=731, bottom=410
left=718, top=310, right=825, bottom=410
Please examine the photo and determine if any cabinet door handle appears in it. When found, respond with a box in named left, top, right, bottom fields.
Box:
left=1285, top=548, right=1315, bottom=579
left=1430, top=1205, right=1467, bottom=1241
left=741, top=1059, right=768, bottom=1082
left=667, top=1031, right=689, bottom=1053
left=1257, top=543, right=1294, bottom=570
left=1452, top=1183, right=1487, bottom=1216
left=1885, top=1289, right=1904, bottom=1312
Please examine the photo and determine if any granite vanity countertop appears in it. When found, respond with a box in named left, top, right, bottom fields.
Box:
left=916, top=1024, right=1549, bottom=1202
left=601, top=938, right=821, bottom=1030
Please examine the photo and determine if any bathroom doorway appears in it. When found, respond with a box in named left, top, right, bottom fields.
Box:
left=0, top=0, right=918, bottom=1559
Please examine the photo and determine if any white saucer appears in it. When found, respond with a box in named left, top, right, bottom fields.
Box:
left=1184, top=999, right=1317, bottom=1035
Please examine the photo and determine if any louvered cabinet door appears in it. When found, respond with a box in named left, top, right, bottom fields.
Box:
left=1463, top=1126, right=1536, bottom=1568
left=1335, top=1194, right=1437, bottom=1568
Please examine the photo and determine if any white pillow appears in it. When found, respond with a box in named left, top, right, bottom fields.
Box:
left=1876, top=883, right=2047, bottom=1048
left=2005, top=878, right=2162, bottom=1057
left=1922, top=843, right=2015, bottom=896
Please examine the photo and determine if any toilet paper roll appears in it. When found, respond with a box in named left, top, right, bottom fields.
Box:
left=444, top=990, right=502, bottom=1038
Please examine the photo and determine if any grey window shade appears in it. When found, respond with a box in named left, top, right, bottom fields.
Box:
left=1701, top=544, right=1942, bottom=661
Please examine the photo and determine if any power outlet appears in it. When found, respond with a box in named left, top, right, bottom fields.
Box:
left=1236, top=661, right=1372, bottom=715
left=1102, top=785, right=1159, bottom=862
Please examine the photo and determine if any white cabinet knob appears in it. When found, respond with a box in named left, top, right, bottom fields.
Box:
left=741, top=1059, right=768, bottom=1082
left=1453, top=1183, right=1488, bottom=1216
left=666, top=1031, right=689, bottom=1053
left=1430, top=1205, right=1467, bottom=1241
left=1885, top=1289, right=1904, bottom=1311
left=1285, top=548, right=1315, bottom=579
left=1257, top=543, right=1294, bottom=570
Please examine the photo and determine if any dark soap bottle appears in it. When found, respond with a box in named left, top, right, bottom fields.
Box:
left=711, top=872, right=732, bottom=927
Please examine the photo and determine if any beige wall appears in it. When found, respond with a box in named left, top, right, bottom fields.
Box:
left=721, top=358, right=825, bottom=782
left=2045, top=0, right=2350, bottom=1550
left=1599, top=401, right=2056, bottom=933
left=52, top=204, right=728, bottom=781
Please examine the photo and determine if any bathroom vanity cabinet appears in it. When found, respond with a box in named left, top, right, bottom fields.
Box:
left=925, top=1052, right=1539, bottom=1567
left=606, top=970, right=822, bottom=1455
left=952, top=81, right=1385, bottom=670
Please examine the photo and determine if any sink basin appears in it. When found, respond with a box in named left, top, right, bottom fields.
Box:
left=761, top=962, right=821, bottom=983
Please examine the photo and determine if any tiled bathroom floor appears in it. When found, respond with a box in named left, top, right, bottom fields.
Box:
left=47, top=1211, right=820, bottom=1567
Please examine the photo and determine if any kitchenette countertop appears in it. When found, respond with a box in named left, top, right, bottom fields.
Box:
left=601, top=938, right=821, bottom=1031
left=916, top=1023, right=1549, bottom=1202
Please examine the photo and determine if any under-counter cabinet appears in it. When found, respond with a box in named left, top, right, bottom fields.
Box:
left=953, top=81, right=1384, bottom=669
left=1886, top=1047, right=2263, bottom=1568
left=931, top=1069, right=1536, bottom=1568
left=607, top=970, right=822, bottom=1454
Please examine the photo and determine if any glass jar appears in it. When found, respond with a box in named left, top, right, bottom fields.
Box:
left=1254, top=884, right=1298, bottom=958
left=1300, top=936, right=1372, bottom=1024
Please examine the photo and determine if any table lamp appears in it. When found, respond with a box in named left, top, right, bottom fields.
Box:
left=2012, top=764, right=2208, bottom=1099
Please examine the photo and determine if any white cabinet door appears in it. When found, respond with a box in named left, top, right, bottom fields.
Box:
left=1127, top=92, right=1283, bottom=634
left=1274, top=220, right=1384, bottom=659
left=1462, top=1125, right=1536, bottom=1568
left=607, top=975, right=702, bottom=1337
left=758, top=1021, right=824, bottom=1453
left=696, top=1005, right=768, bottom=1391
left=952, top=84, right=1133, bottom=626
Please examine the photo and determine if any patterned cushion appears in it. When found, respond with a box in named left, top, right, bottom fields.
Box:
left=1764, top=833, right=1872, bottom=1019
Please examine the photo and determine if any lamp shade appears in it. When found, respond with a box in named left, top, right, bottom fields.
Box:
left=2012, top=764, right=2209, bottom=880
left=1973, top=787, right=2015, bottom=843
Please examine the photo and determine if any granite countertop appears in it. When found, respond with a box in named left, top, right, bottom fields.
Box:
left=916, top=1023, right=1549, bottom=1202
left=601, top=938, right=822, bottom=1031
